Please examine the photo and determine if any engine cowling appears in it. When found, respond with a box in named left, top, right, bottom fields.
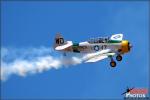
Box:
left=120, top=40, right=130, bottom=54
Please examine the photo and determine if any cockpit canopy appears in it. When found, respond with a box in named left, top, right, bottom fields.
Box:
left=88, top=37, right=110, bottom=43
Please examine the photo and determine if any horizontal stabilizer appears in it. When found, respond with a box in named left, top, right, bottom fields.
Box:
left=55, top=41, right=73, bottom=50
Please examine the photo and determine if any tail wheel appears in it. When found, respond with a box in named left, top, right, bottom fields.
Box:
left=110, top=61, right=116, bottom=67
left=116, top=55, right=122, bottom=61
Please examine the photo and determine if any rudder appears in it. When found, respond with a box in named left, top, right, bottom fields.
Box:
left=54, top=33, right=65, bottom=48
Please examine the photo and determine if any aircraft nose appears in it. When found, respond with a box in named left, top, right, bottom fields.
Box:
left=128, top=42, right=132, bottom=51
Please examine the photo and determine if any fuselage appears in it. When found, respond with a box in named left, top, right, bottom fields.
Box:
left=62, top=40, right=131, bottom=55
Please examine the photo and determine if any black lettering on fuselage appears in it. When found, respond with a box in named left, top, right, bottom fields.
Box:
left=101, top=45, right=107, bottom=50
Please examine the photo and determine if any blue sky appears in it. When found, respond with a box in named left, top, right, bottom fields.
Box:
left=1, top=1, right=149, bottom=99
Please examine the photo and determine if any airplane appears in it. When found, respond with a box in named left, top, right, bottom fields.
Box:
left=53, top=33, right=132, bottom=67
left=121, top=87, right=134, bottom=95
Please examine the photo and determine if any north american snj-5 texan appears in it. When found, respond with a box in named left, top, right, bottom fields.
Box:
left=54, top=33, right=132, bottom=67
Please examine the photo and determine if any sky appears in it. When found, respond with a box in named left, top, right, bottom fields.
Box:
left=1, top=1, right=149, bottom=99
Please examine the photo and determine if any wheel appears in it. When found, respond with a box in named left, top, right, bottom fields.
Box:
left=110, top=61, right=116, bottom=67
left=116, top=55, right=122, bottom=61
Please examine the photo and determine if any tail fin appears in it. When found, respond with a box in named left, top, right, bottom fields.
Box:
left=110, top=34, right=123, bottom=41
left=54, top=33, right=65, bottom=48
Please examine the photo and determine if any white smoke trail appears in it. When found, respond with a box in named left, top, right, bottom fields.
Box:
left=0, top=47, right=82, bottom=81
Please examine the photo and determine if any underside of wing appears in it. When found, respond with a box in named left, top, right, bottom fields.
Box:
left=55, top=41, right=73, bottom=50
left=84, top=49, right=116, bottom=63
left=85, top=55, right=108, bottom=63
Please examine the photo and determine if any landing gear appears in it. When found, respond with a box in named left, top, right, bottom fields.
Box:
left=109, top=55, right=123, bottom=67
left=110, top=61, right=116, bottom=67
left=116, top=55, right=122, bottom=61
left=110, top=57, right=116, bottom=67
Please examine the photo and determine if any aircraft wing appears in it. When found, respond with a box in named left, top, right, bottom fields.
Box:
left=85, top=55, right=108, bottom=63
left=55, top=41, right=73, bottom=50
left=84, top=49, right=115, bottom=63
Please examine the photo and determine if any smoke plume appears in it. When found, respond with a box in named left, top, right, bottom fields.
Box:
left=0, top=47, right=82, bottom=81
